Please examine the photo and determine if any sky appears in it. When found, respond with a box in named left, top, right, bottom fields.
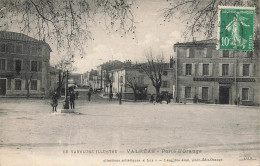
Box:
left=69, top=0, right=185, bottom=73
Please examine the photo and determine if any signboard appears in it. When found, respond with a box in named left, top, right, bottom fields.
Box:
left=193, top=77, right=256, bottom=83
left=218, top=6, right=255, bottom=51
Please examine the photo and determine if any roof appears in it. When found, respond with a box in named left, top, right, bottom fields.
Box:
left=0, top=31, right=52, bottom=51
left=174, top=39, right=217, bottom=47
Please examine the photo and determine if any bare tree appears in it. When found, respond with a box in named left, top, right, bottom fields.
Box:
left=55, top=59, right=75, bottom=96
left=140, top=51, right=166, bottom=97
left=161, top=0, right=259, bottom=40
left=125, top=73, right=138, bottom=101
left=0, top=0, right=136, bottom=58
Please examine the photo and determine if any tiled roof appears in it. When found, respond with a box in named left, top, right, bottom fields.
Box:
left=174, top=39, right=217, bottom=46
left=0, top=31, right=52, bottom=51
left=0, top=31, right=39, bottom=42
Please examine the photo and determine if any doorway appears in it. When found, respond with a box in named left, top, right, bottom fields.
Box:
left=219, top=86, right=229, bottom=104
left=0, top=79, right=7, bottom=95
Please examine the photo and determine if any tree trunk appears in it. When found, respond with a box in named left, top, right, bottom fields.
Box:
left=155, top=86, right=160, bottom=96
left=133, top=89, right=137, bottom=101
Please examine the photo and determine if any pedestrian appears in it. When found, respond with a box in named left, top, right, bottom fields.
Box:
left=87, top=90, right=92, bottom=101
left=51, top=91, right=59, bottom=112
left=116, top=93, right=119, bottom=100
left=109, top=92, right=113, bottom=101
left=70, top=91, right=76, bottom=109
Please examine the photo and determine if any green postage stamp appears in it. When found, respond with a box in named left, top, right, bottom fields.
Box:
left=217, top=6, right=255, bottom=51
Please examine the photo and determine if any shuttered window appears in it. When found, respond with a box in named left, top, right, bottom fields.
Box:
left=185, top=87, right=191, bottom=98
left=222, top=64, right=229, bottom=76
left=0, top=59, right=6, bottom=70
left=186, top=64, right=192, bottom=75
left=31, top=80, right=37, bottom=90
left=15, top=79, right=22, bottom=90
left=242, top=88, right=249, bottom=101
left=203, top=64, right=209, bottom=75
left=202, top=87, right=208, bottom=100
left=243, top=64, right=250, bottom=76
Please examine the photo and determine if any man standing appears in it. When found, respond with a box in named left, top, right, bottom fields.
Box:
left=51, top=91, right=59, bottom=112
left=70, top=91, right=76, bottom=109
left=87, top=90, right=92, bottom=101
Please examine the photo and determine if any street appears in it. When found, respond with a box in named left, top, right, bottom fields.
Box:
left=0, top=94, right=259, bottom=166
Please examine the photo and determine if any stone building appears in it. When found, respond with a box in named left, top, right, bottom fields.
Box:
left=0, top=31, right=52, bottom=97
left=110, top=61, right=175, bottom=100
left=174, top=39, right=260, bottom=105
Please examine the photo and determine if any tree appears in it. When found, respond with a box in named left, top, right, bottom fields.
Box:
left=161, top=0, right=259, bottom=40
left=0, top=0, right=136, bottom=58
left=125, top=73, right=138, bottom=101
left=140, top=51, right=166, bottom=97
left=55, top=59, right=75, bottom=96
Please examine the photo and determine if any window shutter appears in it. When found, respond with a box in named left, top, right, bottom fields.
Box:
left=249, top=63, right=254, bottom=77
left=229, top=51, right=234, bottom=58
left=192, top=63, right=196, bottom=76
left=38, top=61, right=42, bottom=72
left=219, top=50, right=223, bottom=57
left=198, top=87, right=202, bottom=99
left=11, top=79, right=15, bottom=90
left=203, top=48, right=207, bottom=58
left=168, top=81, right=170, bottom=88
left=186, top=48, right=190, bottom=58
left=183, top=63, right=186, bottom=76
left=208, top=86, right=212, bottom=100
left=37, top=80, right=40, bottom=91
left=229, top=63, right=234, bottom=76
left=199, top=63, right=203, bottom=76
left=21, top=80, right=25, bottom=90
left=209, top=63, right=213, bottom=76
left=191, top=87, right=194, bottom=99
left=239, top=88, right=242, bottom=99
left=249, top=87, right=254, bottom=101
left=239, top=63, right=243, bottom=76
left=219, top=63, right=222, bottom=76
left=181, top=86, right=185, bottom=99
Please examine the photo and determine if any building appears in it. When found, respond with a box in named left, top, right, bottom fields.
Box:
left=174, top=39, right=260, bottom=105
left=0, top=31, right=52, bottom=97
left=110, top=61, right=175, bottom=100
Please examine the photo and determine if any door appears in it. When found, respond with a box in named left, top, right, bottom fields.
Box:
left=0, top=79, right=7, bottom=95
left=219, top=86, right=229, bottom=104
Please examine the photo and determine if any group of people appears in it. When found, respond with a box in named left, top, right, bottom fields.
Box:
left=51, top=91, right=79, bottom=112
left=150, top=93, right=171, bottom=104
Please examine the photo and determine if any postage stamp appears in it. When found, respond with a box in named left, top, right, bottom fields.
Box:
left=217, top=6, right=255, bottom=51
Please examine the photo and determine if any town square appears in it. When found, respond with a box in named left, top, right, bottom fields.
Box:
left=0, top=0, right=259, bottom=166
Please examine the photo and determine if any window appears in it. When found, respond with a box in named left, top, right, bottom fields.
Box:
left=162, top=81, right=168, bottom=88
left=16, top=44, right=22, bottom=53
left=223, top=50, right=229, bottom=57
left=222, top=64, right=229, bottom=76
left=120, top=76, right=123, bottom=84
left=202, top=87, right=208, bottom=100
left=15, top=60, right=22, bottom=73
left=203, top=64, right=209, bottom=75
left=185, top=87, right=191, bottom=98
left=0, top=59, right=6, bottom=70
left=15, top=79, right=22, bottom=90
left=186, top=64, right=192, bottom=75
left=163, top=71, right=168, bottom=76
left=31, top=80, right=37, bottom=90
left=243, top=64, right=250, bottom=76
left=31, top=61, right=38, bottom=71
left=6, top=43, right=14, bottom=53
left=0, top=43, right=6, bottom=52
left=242, top=88, right=249, bottom=100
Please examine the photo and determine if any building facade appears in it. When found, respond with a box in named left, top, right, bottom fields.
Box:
left=174, top=39, right=260, bottom=105
left=110, top=63, right=175, bottom=100
left=0, top=31, right=52, bottom=97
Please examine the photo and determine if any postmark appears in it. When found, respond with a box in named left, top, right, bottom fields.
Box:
left=217, top=6, right=255, bottom=51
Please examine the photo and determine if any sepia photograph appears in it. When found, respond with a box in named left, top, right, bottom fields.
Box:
left=0, top=0, right=259, bottom=166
